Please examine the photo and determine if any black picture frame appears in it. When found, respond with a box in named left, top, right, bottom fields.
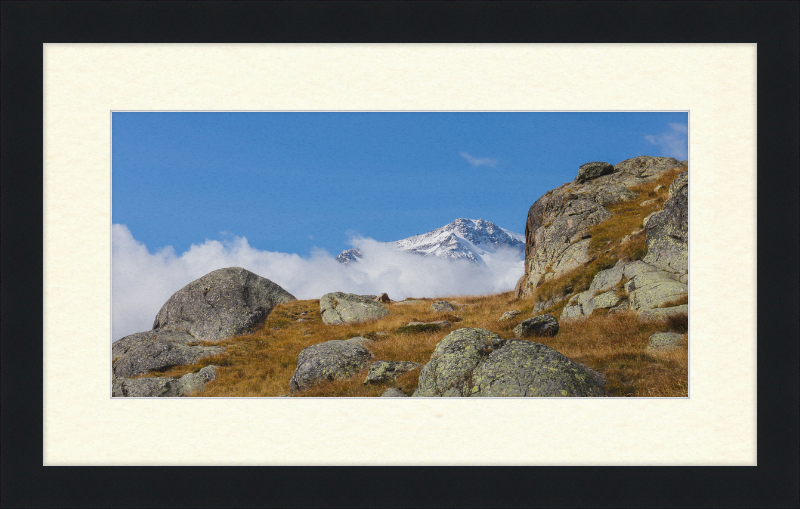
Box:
left=2, top=2, right=798, bottom=508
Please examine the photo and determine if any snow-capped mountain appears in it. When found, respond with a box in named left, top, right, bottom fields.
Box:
left=337, top=218, right=525, bottom=265
left=336, top=247, right=363, bottom=264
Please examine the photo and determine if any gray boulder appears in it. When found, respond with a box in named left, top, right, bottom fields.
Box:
left=643, top=171, right=688, bottom=274
left=639, top=305, right=688, bottom=322
left=413, top=328, right=604, bottom=397
left=575, top=161, right=615, bottom=183
left=498, top=310, right=522, bottom=321
left=112, top=365, right=218, bottom=397
left=430, top=301, right=456, bottom=313
left=364, top=361, right=420, bottom=384
left=288, top=338, right=373, bottom=393
left=152, top=267, right=296, bottom=342
left=380, top=387, right=409, bottom=397
left=646, top=332, right=685, bottom=352
left=112, top=328, right=224, bottom=379
left=319, top=292, right=390, bottom=325
left=513, top=314, right=559, bottom=338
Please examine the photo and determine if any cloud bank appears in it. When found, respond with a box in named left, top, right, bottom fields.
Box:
left=459, top=152, right=498, bottom=168
left=645, top=123, right=688, bottom=160
left=112, top=224, right=524, bottom=342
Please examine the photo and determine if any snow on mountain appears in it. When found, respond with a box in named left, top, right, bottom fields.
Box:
left=337, top=218, right=525, bottom=265
left=336, top=247, right=363, bottom=264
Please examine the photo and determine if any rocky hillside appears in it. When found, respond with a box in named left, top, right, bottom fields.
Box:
left=514, top=156, right=688, bottom=322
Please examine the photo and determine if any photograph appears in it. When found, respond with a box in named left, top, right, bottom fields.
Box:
left=111, top=111, right=689, bottom=398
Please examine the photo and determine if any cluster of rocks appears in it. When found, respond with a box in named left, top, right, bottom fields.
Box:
left=286, top=306, right=605, bottom=397
left=514, top=156, right=688, bottom=323
left=112, top=267, right=296, bottom=397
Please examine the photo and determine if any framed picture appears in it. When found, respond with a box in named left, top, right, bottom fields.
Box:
left=3, top=2, right=797, bottom=507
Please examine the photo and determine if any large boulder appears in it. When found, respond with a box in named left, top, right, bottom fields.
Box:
left=515, top=156, right=687, bottom=298
left=112, top=328, right=225, bottom=378
left=513, top=314, right=559, bottom=337
left=112, top=365, right=218, bottom=397
left=319, top=292, right=390, bottom=325
left=289, top=338, right=373, bottom=392
left=643, top=171, right=688, bottom=275
left=152, top=267, right=296, bottom=342
left=413, top=328, right=604, bottom=397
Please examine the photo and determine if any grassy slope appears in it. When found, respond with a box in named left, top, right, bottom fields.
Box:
left=139, top=167, right=688, bottom=397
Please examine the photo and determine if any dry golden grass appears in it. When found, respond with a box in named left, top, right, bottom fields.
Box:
left=133, top=288, right=687, bottom=397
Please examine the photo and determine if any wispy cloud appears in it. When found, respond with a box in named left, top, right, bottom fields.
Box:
left=645, top=123, right=688, bottom=160
left=460, top=152, right=498, bottom=168
left=112, top=225, right=523, bottom=342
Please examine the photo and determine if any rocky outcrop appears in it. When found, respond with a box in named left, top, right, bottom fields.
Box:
left=515, top=156, right=687, bottom=299
left=643, top=170, right=688, bottom=275
left=112, top=365, right=218, bottom=397
left=319, top=292, right=390, bottom=325
left=412, top=328, right=605, bottom=397
left=112, top=329, right=224, bottom=379
left=513, top=314, right=559, bottom=338
left=560, top=258, right=688, bottom=321
left=152, top=267, right=296, bottom=342
left=363, top=361, right=420, bottom=384
left=289, top=338, right=373, bottom=393
left=430, top=301, right=456, bottom=313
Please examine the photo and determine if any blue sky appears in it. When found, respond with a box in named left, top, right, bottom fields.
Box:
left=112, top=112, right=688, bottom=256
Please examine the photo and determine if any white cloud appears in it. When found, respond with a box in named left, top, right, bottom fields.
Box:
left=645, top=123, right=689, bottom=160
left=112, top=225, right=524, bottom=342
left=459, top=152, right=498, bottom=168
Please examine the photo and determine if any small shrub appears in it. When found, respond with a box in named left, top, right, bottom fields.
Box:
left=396, top=324, right=443, bottom=334
left=664, top=312, right=688, bottom=333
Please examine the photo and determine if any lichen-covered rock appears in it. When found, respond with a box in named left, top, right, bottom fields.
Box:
left=413, top=328, right=504, bottom=397
left=152, top=267, right=296, bottom=342
left=643, top=171, right=688, bottom=274
left=288, top=339, right=373, bottom=392
left=591, top=291, right=620, bottom=310
left=430, top=301, right=456, bottom=313
left=112, top=365, right=218, bottom=397
left=112, top=329, right=225, bottom=378
left=363, top=361, right=420, bottom=384
left=470, top=341, right=605, bottom=397
left=319, top=292, right=390, bottom=325
left=575, top=161, right=615, bottom=183
left=380, top=387, right=409, bottom=397
left=646, top=332, right=685, bottom=351
left=515, top=156, right=687, bottom=298
left=628, top=270, right=687, bottom=310
left=498, top=310, right=522, bottom=321
left=513, top=314, right=559, bottom=338
left=343, top=336, right=374, bottom=348
left=413, top=328, right=604, bottom=397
